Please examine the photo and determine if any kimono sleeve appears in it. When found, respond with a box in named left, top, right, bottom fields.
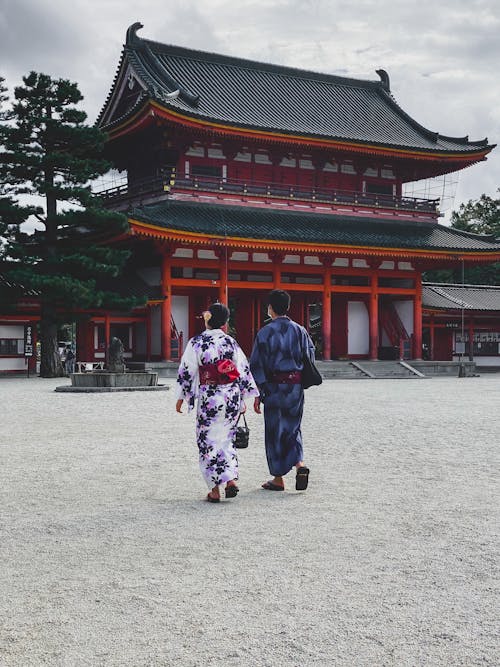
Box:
left=175, top=338, right=199, bottom=412
left=234, top=343, right=260, bottom=400
left=303, top=327, right=316, bottom=362
left=249, top=330, right=270, bottom=397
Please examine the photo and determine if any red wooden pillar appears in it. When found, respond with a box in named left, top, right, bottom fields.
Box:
left=413, top=274, right=423, bottom=360
left=369, top=273, right=378, bottom=360
left=270, top=251, right=284, bottom=288
left=321, top=255, right=333, bottom=360
left=161, top=250, right=172, bottom=361
left=213, top=245, right=229, bottom=332
left=217, top=246, right=229, bottom=305
left=189, top=291, right=200, bottom=338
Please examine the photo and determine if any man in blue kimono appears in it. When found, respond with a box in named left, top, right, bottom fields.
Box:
left=250, top=290, right=314, bottom=491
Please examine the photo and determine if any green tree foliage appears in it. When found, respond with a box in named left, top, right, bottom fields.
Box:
left=451, top=192, right=500, bottom=237
left=0, top=78, right=36, bottom=251
left=424, top=191, right=500, bottom=286
left=0, top=72, right=142, bottom=377
left=0, top=76, right=38, bottom=308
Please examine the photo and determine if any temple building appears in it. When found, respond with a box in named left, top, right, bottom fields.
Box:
left=422, top=283, right=500, bottom=367
left=2, top=22, right=500, bottom=373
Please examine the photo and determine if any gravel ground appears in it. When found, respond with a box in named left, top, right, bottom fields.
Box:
left=0, top=375, right=499, bottom=667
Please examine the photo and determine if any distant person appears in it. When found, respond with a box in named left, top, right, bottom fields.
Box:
left=65, top=346, right=75, bottom=375
left=175, top=303, right=259, bottom=503
left=250, top=289, right=314, bottom=492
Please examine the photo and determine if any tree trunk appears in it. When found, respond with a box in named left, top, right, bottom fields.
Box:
left=39, top=109, right=63, bottom=379
left=40, top=302, right=64, bottom=378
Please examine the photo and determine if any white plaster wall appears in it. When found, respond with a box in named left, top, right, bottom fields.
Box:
left=0, top=358, right=26, bottom=371
left=0, top=325, right=24, bottom=338
left=348, top=301, right=369, bottom=355
left=172, top=296, right=189, bottom=341
left=198, top=250, right=217, bottom=260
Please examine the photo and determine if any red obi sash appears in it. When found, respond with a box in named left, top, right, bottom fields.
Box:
left=269, top=370, right=302, bottom=384
left=199, top=360, right=240, bottom=385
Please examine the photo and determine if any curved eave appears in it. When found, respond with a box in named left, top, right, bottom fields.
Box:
left=423, top=304, right=500, bottom=316
left=423, top=306, right=493, bottom=313
left=127, top=218, right=500, bottom=263
left=103, top=100, right=493, bottom=165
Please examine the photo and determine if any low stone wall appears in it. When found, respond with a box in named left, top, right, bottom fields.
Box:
left=410, top=361, right=477, bottom=377
left=70, top=371, right=159, bottom=387
left=127, top=360, right=481, bottom=380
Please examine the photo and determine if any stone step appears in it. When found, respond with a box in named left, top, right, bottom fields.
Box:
left=353, top=361, right=422, bottom=379
left=131, top=360, right=478, bottom=380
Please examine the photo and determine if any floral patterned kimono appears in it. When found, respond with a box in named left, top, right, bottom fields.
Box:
left=176, top=329, right=259, bottom=489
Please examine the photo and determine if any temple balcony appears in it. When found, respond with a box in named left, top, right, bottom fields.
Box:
left=95, top=173, right=440, bottom=220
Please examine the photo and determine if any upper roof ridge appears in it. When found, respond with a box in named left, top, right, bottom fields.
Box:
left=126, top=22, right=383, bottom=91
left=96, top=23, right=495, bottom=166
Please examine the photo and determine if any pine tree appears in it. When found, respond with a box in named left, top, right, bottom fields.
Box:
left=451, top=192, right=500, bottom=237
left=0, top=72, right=141, bottom=377
left=0, top=77, right=37, bottom=307
left=450, top=193, right=500, bottom=285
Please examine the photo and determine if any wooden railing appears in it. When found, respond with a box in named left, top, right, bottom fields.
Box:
left=170, top=315, right=183, bottom=360
left=379, top=302, right=411, bottom=359
left=94, top=173, right=439, bottom=214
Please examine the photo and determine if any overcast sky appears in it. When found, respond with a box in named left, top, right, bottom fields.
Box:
left=1, top=0, right=499, bottom=222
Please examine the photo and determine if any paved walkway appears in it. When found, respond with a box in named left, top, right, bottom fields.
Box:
left=1, top=376, right=499, bottom=666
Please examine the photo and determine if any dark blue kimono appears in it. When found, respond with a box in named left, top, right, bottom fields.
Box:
left=250, top=316, right=315, bottom=477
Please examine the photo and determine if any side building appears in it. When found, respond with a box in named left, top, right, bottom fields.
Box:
left=422, top=283, right=500, bottom=368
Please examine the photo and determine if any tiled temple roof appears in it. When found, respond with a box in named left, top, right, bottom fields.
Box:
left=422, top=283, right=500, bottom=311
left=97, top=23, right=494, bottom=160
left=129, top=200, right=500, bottom=253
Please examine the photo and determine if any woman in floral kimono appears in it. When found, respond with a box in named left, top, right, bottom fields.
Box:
left=175, top=303, right=259, bottom=502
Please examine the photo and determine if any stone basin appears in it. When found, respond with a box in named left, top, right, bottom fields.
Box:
left=71, top=371, right=159, bottom=387
left=55, top=371, right=169, bottom=392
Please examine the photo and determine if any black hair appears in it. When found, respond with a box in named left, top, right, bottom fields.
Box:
left=268, top=289, right=291, bottom=315
left=208, top=302, right=230, bottom=329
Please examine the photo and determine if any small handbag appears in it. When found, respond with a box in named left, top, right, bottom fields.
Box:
left=234, top=412, right=250, bottom=449
left=301, top=353, right=323, bottom=389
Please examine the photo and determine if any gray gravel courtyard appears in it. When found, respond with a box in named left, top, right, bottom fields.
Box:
left=0, top=375, right=499, bottom=666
